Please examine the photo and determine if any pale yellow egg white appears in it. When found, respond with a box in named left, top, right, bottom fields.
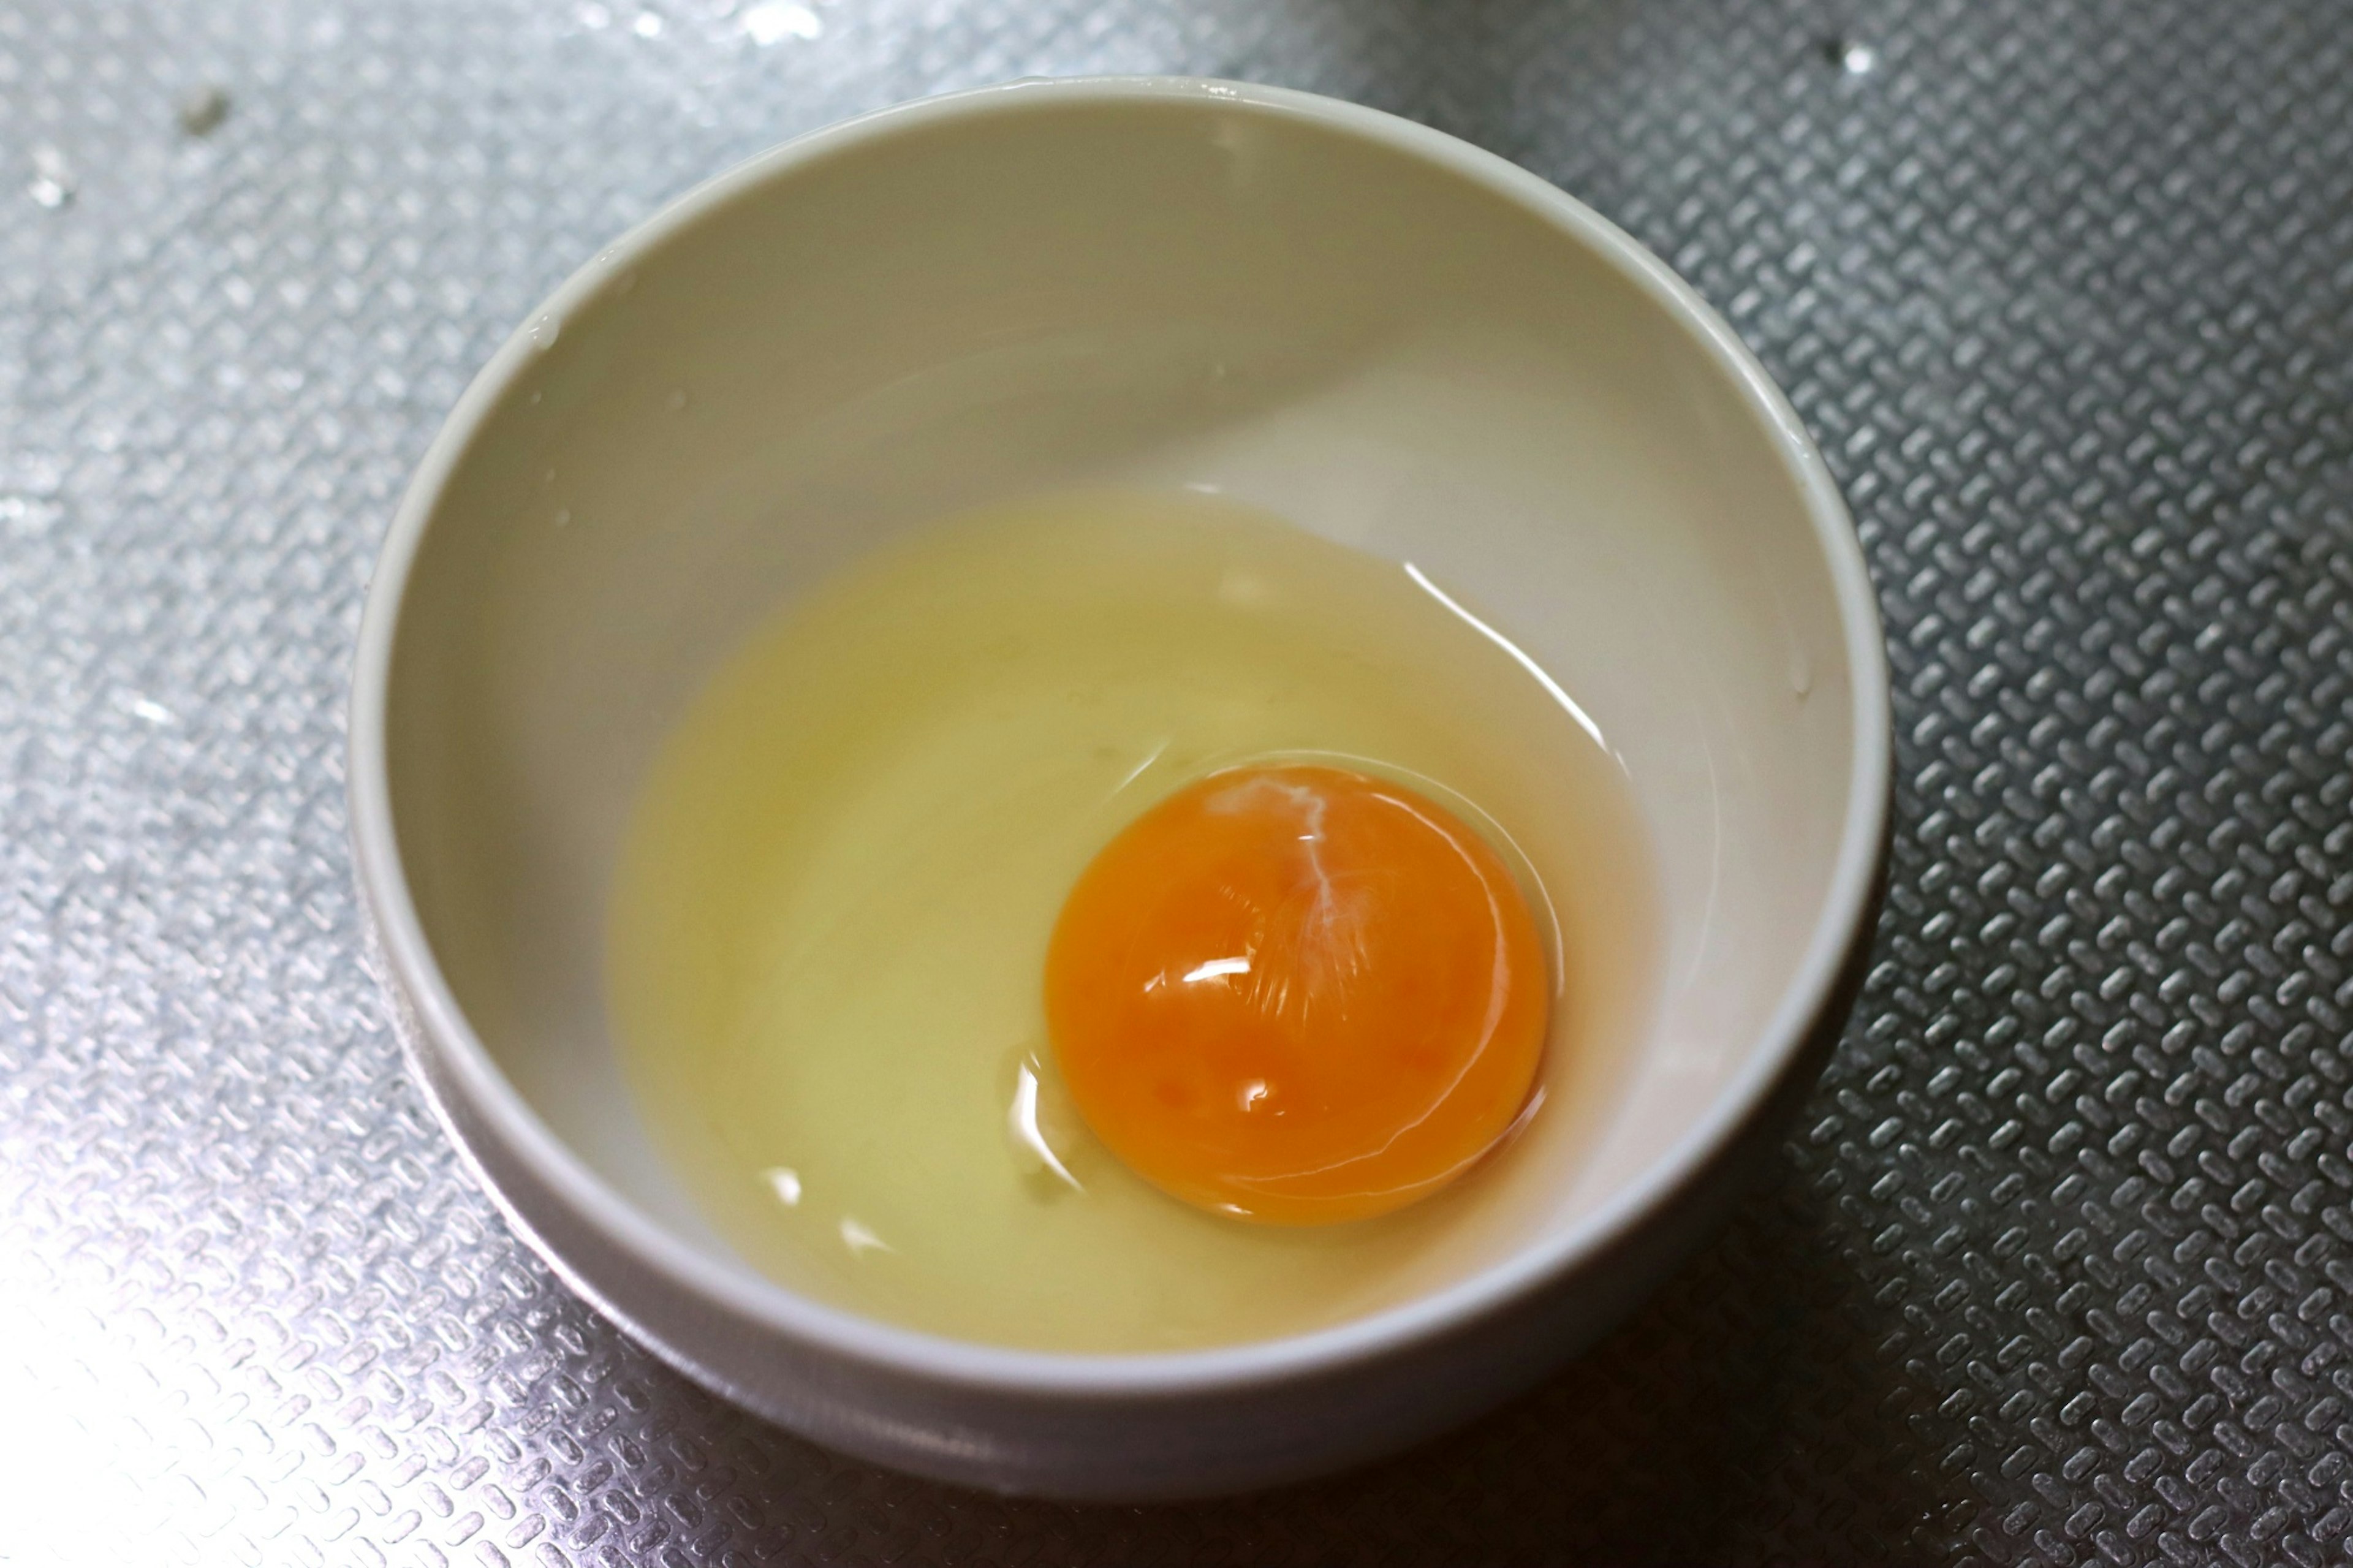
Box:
left=607, top=491, right=1656, bottom=1352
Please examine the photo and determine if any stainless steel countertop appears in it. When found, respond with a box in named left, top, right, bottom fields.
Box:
left=4, top=0, right=2351, bottom=1561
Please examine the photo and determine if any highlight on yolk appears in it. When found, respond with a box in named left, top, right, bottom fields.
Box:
left=1043, top=763, right=1551, bottom=1225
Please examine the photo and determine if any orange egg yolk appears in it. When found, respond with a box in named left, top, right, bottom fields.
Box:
left=1044, top=763, right=1550, bottom=1225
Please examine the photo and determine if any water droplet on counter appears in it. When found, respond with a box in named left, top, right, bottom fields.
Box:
left=741, top=0, right=822, bottom=44
left=665, top=387, right=688, bottom=412
left=763, top=1166, right=802, bottom=1206
left=0, top=495, right=62, bottom=537
left=527, top=388, right=543, bottom=405
left=552, top=507, right=572, bottom=529
left=1826, top=36, right=1877, bottom=75
left=26, top=146, right=75, bottom=210
left=528, top=313, right=561, bottom=350
left=541, top=467, right=556, bottom=485
left=176, top=85, right=231, bottom=137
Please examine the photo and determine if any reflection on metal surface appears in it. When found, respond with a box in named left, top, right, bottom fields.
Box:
left=742, top=1, right=823, bottom=45
left=1829, top=37, right=1878, bottom=76
left=26, top=145, right=73, bottom=209
left=1, top=0, right=2349, bottom=1557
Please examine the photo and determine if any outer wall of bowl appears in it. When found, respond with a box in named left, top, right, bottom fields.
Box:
left=371, top=890, right=1879, bottom=1500
left=349, top=76, right=1894, bottom=1501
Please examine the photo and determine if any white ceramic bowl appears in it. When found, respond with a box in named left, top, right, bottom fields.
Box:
left=349, top=76, right=1890, bottom=1500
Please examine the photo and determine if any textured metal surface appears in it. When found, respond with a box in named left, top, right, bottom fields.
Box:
left=4, top=0, right=2352, bottom=1561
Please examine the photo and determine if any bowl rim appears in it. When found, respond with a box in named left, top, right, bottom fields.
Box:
left=348, top=73, right=1892, bottom=1400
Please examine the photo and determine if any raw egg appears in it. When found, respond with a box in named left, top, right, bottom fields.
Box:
left=607, top=490, right=1656, bottom=1350
left=1047, top=763, right=1548, bottom=1224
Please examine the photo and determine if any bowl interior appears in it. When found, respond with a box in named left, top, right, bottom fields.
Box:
left=382, top=85, right=1867, bottom=1344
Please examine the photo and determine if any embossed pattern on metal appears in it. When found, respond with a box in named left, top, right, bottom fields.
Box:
left=2, top=1, right=2350, bottom=1561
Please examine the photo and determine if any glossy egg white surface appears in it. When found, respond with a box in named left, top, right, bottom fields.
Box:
left=605, top=490, right=1655, bottom=1352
